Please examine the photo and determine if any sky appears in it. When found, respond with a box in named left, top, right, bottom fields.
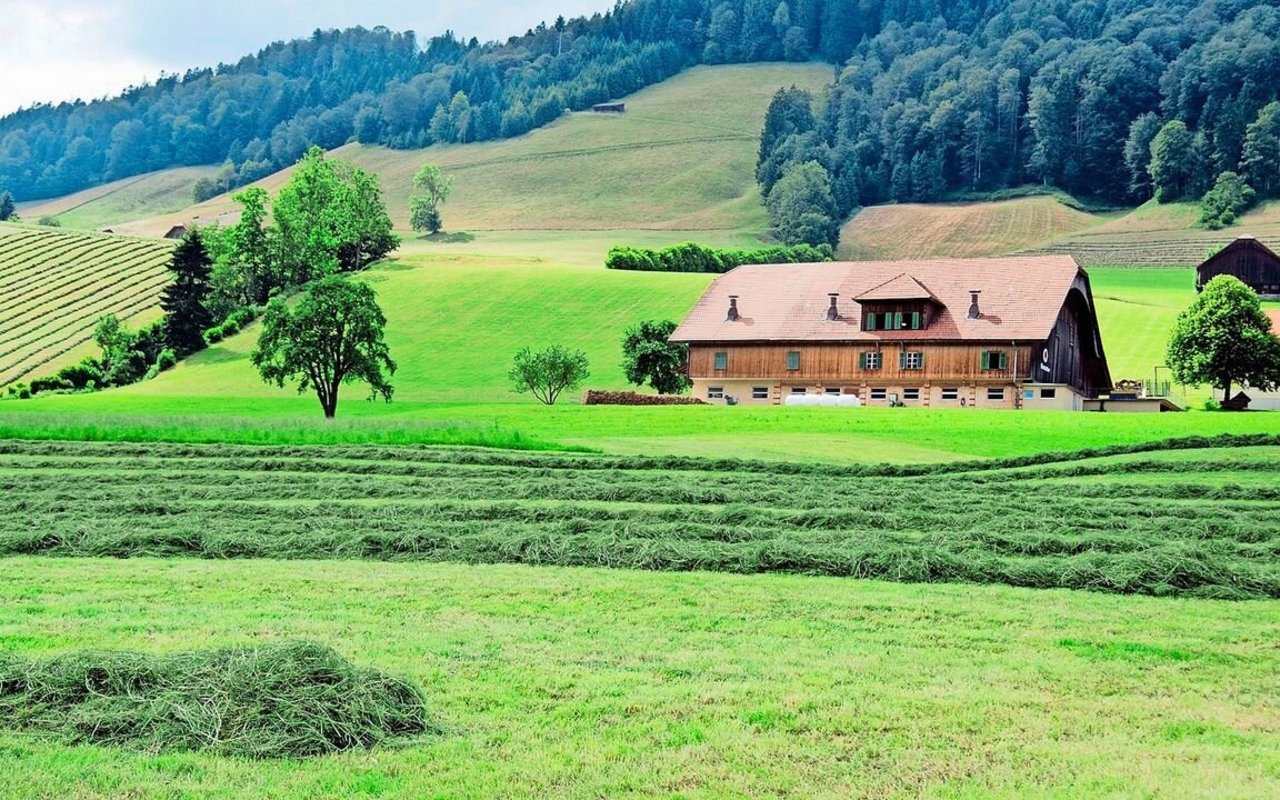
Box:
left=0, top=0, right=613, bottom=115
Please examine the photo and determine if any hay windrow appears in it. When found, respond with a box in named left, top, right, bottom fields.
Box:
left=0, top=640, right=434, bottom=758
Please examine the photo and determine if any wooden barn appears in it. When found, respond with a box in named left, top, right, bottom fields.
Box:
left=1197, top=235, right=1280, bottom=297
left=590, top=102, right=625, bottom=113
left=669, top=256, right=1113, bottom=410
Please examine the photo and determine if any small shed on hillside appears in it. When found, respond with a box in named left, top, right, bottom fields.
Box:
left=1196, top=235, right=1280, bottom=296
left=591, top=102, right=626, bottom=113
left=163, top=224, right=187, bottom=240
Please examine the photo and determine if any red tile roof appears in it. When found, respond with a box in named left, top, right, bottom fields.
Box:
left=671, top=256, right=1085, bottom=344
left=854, top=273, right=939, bottom=302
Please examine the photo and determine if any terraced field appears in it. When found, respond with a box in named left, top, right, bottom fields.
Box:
left=0, top=225, right=174, bottom=386
left=3, top=436, right=1276, bottom=599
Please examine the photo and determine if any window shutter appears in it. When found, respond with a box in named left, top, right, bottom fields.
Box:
left=916, top=351, right=924, bottom=369
left=866, top=313, right=876, bottom=331
left=894, top=312, right=903, bottom=329
left=999, top=352, right=1008, bottom=370
left=859, top=352, right=867, bottom=369
left=911, top=312, right=921, bottom=330
left=980, top=352, right=990, bottom=370
left=899, top=351, right=907, bottom=369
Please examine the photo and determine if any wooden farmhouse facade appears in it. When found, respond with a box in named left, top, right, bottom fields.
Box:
left=669, top=256, right=1112, bottom=410
left=1197, top=236, right=1280, bottom=297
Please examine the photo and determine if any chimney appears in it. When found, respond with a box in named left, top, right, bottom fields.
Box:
left=727, top=295, right=740, bottom=322
left=967, top=290, right=982, bottom=320
left=826, top=293, right=841, bottom=321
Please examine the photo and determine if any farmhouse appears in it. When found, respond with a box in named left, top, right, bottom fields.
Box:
left=670, top=256, right=1112, bottom=410
left=1197, top=235, right=1280, bottom=297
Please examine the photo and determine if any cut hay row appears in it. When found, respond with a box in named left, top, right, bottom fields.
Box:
left=0, top=227, right=174, bottom=386
left=2, top=437, right=1276, bottom=598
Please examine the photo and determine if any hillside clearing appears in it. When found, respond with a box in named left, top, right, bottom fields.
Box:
left=3, top=557, right=1278, bottom=799
left=13, top=167, right=218, bottom=232
left=838, top=197, right=1106, bottom=260
left=0, top=225, right=173, bottom=387
left=110, top=64, right=833, bottom=238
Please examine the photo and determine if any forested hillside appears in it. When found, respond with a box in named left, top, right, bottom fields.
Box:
left=6, top=0, right=1280, bottom=216
left=756, top=0, right=1280, bottom=245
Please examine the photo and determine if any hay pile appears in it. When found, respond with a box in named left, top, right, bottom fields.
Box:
left=0, top=640, right=432, bottom=758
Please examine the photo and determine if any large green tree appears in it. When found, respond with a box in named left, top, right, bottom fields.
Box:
left=409, top=164, right=454, bottom=235
left=160, top=229, right=215, bottom=356
left=765, top=160, right=837, bottom=248
left=621, top=320, right=691, bottom=395
left=224, top=186, right=277, bottom=305
left=1149, top=121, right=1204, bottom=202
left=0, top=191, right=14, bottom=221
left=1167, top=275, right=1280, bottom=403
left=1241, top=101, right=1280, bottom=197
left=251, top=277, right=396, bottom=418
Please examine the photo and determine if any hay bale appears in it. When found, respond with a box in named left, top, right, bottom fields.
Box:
left=0, top=640, right=433, bottom=758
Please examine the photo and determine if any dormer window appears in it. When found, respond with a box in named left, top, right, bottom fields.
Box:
left=863, top=307, right=925, bottom=331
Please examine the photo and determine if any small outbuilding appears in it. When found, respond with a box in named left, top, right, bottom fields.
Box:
left=163, top=224, right=187, bottom=240
left=590, top=102, right=626, bottom=113
left=1196, top=235, right=1280, bottom=297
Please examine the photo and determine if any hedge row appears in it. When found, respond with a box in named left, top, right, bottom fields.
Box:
left=605, top=242, right=833, bottom=273
left=583, top=390, right=705, bottom=406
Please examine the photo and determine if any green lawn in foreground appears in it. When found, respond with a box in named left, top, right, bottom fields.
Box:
left=2, top=558, right=1277, bottom=799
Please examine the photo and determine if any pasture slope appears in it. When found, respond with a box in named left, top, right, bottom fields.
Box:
left=0, top=224, right=173, bottom=387
left=111, top=63, right=834, bottom=238
left=13, top=166, right=218, bottom=233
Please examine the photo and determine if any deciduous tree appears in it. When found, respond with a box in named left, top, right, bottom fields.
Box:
left=0, top=191, right=14, bottom=221
left=1167, top=275, right=1280, bottom=403
left=509, top=345, right=589, bottom=405
left=621, top=320, right=690, bottom=395
left=409, top=164, right=454, bottom=235
left=251, top=277, right=396, bottom=418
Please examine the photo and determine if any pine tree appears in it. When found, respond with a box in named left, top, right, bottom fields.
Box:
left=161, top=228, right=215, bottom=356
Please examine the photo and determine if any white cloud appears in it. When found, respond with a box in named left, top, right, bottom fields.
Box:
left=0, top=1, right=614, bottom=115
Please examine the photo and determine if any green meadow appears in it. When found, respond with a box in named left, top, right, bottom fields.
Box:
left=3, top=558, right=1278, bottom=799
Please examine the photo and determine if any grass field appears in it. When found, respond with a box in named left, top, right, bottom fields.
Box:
left=0, top=224, right=174, bottom=387
left=13, top=167, right=218, bottom=232
left=110, top=63, right=833, bottom=238
left=3, top=557, right=1278, bottom=799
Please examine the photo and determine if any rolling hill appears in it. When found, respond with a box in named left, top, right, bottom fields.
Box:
left=837, top=196, right=1108, bottom=261
left=107, top=63, right=833, bottom=238
left=0, top=225, right=173, bottom=387
left=14, top=167, right=218, bottom=233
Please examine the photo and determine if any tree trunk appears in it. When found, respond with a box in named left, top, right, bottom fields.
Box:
left=1222, top=382, right=1232, bottom=404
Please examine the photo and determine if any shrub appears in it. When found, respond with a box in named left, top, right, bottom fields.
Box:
left=155, top=349, right=177, bottom=371
left=204, top=326, right=225, bottom=344
left=29, top=376, right=73, bottom=394
left=0, top=640, right=433, bottom=758
left=605, top=242, right=833, bottom=273
left=55, top=359, right=105, bottom=391
left=584, top=390, right=706, bottom=405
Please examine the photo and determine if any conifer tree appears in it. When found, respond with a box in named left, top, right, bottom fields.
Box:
left=161, top=228, right=215, bottom=356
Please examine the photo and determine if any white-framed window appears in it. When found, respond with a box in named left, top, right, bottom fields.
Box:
left=901, top=351, right=924, bottom=370
left=790, top=387, right=807, bottom=395
left=870, top=388, right=887, bottom=400
left=903, top=388, right=921, bottom=401
left=987, top=387, right=1005, bottom=401
left=981, top=351, right=1008, bottom=370
left=860, top=352, right=882, bottom=370
left=941, top=388, right=959, bottom=401
left=752, top=386, right=769, bottom=400
left=708, top=387, right=725, bottom=399
left=1042, top=388, right=1058, bottom=399
left=1024, top=389, right=1036, bottom=400
left=825, top=387, right=841, bottom=396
